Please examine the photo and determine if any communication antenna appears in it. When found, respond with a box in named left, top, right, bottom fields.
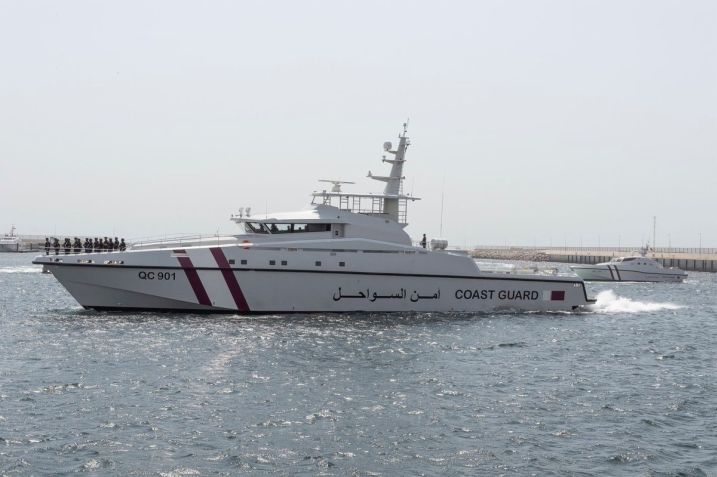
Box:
left=318, top=179, right=355, bottom=193
left=439, top=172, right=446, bottom=237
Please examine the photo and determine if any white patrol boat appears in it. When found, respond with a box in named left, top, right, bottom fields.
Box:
left=570, top=248, right=687, bottom=283
left=34, top=125, right=594, bottom=313
left=0, top=225, right=20, bottom=252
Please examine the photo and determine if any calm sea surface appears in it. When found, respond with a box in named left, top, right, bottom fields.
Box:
left=0, top=253, right=715, bottom=476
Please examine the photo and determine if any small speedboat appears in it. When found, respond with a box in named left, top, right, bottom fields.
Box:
left=571, top=252, right=687, bottom=283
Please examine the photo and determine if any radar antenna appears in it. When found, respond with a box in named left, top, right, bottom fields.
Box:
left=318, top=180, right=355, bottom=193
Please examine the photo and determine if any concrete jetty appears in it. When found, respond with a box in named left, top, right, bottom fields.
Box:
left=471, top=246, right=717, bottom=273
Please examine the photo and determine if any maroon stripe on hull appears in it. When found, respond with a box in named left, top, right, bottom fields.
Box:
left=210, top=247, right=250, bottom=312
left=174, top=249, right=212, bottom=306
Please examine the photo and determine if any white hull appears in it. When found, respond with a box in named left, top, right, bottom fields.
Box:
left=571, top=264, right=686, bottom=283
left=37, top=245, right=592, bottom=313
left=0, top=241, right=20, bottom=253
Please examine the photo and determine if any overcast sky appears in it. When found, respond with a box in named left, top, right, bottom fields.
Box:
left=1, top=0, right=715, bottom=247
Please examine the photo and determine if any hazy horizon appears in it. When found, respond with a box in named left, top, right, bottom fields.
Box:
left=2, top=0, right=715, bottom=248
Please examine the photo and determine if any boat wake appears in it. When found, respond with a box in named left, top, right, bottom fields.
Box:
left=587, top=290, right=683, bottom=313
left=0, top=266, right=42, bottom=274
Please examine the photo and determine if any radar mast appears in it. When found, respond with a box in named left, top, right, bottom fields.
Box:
left=311, top=123, right=419, bottom=224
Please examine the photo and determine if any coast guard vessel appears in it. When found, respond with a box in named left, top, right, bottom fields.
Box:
left=34, top=125, right=594, bottom=313
left=571, top=248, right=687, bottom=282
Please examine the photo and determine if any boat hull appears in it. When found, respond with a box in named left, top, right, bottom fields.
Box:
left=570, top=265, right=686, bottom=283
left=40, top=262, right=591, bottom=313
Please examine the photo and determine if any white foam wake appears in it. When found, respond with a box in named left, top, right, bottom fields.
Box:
left=587, top=290, right=683, bottom=313
left=0, top=266, right=42, bottom=274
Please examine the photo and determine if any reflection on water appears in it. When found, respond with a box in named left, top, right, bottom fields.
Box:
left=0, top=253, right=715, bottom=475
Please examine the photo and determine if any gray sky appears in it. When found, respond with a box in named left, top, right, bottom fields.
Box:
left=1, top=0, right=715, bottom=247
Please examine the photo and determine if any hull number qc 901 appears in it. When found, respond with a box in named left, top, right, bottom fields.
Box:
left=138, top=271, right=176, bottom=280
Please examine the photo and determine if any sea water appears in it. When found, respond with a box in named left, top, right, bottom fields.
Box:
left=0, top=253, right=714, bottom=475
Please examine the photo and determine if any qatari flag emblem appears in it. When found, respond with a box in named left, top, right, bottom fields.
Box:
left=550, top=290, right=565, bottom=301
left=544, top=290, right=565, bottom=301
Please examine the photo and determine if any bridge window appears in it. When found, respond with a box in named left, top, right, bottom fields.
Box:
left=244, top=222, right=269, bottom=234
left=266, top=223, right=332, bottom=234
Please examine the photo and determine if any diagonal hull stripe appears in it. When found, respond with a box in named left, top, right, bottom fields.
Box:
left=174, top=249, right=212, bottom=306
left=210, top=247, right=250, bottom=312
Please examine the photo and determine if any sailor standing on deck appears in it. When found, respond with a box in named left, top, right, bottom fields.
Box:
left=44, top=238, right=50, bottom=255
left=53, top=238, right=60, bottom=255
left=119, top=238, right=126, bottom=251
left=420, top=234, right=427, bottom=249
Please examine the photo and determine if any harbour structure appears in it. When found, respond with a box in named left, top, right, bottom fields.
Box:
left=34, top=125, right=594, bottom=313
left=471, top=246, right=717, bottom=273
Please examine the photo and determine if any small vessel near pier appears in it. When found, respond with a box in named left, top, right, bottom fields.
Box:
left=0, top=226, right=20, bottom=253
left=34, top=125, right=594, bottom=313
left=570, top=248, right=687, bottom=283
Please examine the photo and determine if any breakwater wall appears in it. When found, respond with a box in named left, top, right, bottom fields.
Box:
left=471, top=247, right=717, bottom=273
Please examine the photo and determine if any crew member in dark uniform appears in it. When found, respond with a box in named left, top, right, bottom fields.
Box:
left=73, top=237, right=81, bottom=254
left=119, top=238, right=126, bottom=251
left=83, top=238, right=91, bottom=253
left=114, top=237, right=119, bottom=250
left=420, top=234, right=427, bottom=249
left=53, top=237, right=60, bottom=255
left=44, top=238, right=50, bottom=255
left=63, top=238, right=71, bottom=255
left=103, top=237, right=110, bottom=251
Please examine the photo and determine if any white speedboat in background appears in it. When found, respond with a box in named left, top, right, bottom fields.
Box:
left=34, top=125, right=594, bottom=313
left=0, top=225, right=20, bottom=252
left=570, top=251, right=687, bottom=283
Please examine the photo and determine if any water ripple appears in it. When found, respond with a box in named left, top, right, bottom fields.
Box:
left=0, top=254, right=715, bottom=475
